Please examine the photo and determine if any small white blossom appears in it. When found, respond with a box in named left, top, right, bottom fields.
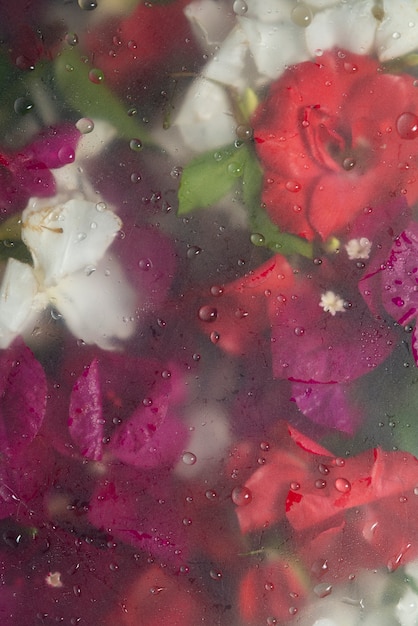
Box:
left=345, top=237, right=372, bottom=260
left=319, top=290, right=346, bottom=315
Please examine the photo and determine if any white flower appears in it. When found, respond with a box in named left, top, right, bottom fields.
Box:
left=319, top=290, right=346, bottom=315
left=345, top=237, right=372, bottom=260
left=306, top=0, right=418, bottom=62
left=0, top=197, right=136, bottom=350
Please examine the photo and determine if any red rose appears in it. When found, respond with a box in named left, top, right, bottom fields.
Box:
left=253, top=49, right=418, bottom=241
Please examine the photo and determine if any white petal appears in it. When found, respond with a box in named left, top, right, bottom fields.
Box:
left=203, top=26, right=249, bottom=88
left=185, top=0, right=235, bottom=48
left=22, top=198, right=122, bottom=286
left=305, top=1, right=376, bottom=56
left=239, top=16, right=308, bottom=79
left=175, top=77, right=236, bottom=151
left=0, top=259, right=43, bottom=348
left=48, top=259, right=136, bottom=349
left=376, top=0, right=418, bottom=61
left=244, top=0, right=293, bottom=23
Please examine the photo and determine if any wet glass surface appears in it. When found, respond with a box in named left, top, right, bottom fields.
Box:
left=2, top=1, right=418, bottom=625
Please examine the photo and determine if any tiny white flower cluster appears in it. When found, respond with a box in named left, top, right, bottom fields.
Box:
left=319, top=290, right=346, bottom=315
left=345, top=237, right=372, bottom=260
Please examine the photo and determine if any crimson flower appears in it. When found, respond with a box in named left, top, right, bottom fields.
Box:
left=82, top=0, right=197, bottom=98
left=253, top=49, right=418, bottom=240
left=0, top=124, right=79, bottom=218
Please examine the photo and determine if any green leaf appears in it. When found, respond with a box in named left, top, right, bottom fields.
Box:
left=54, top=48, right=149, bottom=142
left=178, top=144, right=250, bottom=215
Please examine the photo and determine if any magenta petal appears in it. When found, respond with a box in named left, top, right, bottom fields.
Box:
left=69, top=359, right=104, bottom=461
left=0, top=342, right=47, bottom=458
left=88, top=465, right=187, bottom=563
left=270, top=270, right=394, bottom=383
left=110, top=400, right=188, bottom=469
left=362, top=224, right=418, bottom=326
left=26, top=124, right=80, bottom=169
left=291, top=381, right=362, bottom=434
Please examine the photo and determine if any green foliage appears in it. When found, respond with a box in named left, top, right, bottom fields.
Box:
left=54, top=48, right=149, bottom=143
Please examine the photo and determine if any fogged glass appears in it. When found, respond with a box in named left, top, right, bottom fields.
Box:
left=1, top=1, right=418, bottom=625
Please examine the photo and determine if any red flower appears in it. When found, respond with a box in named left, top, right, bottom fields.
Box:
left=236, top=421, right=418, bottom=577
left=239, top=558, right=308, bottom=624
left=253, top=49, right=418, bottom=241
left=82, top=0, right=197, bottom=97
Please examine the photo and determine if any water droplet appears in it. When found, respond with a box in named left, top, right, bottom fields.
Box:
left=264, top=581, right=274, bottom=591
left=210, top=331, right=220, bottom=344
left=315, top=479, right=327, bottom=489
left=95, top=201, right=107, bottom=212
left=130, top=172, right=141, bottom=183
left=78, top=0, right=97, bottom=9
left=291, top=3, right=313, bottom=27
left=285, top=180, right=301, bottom=192
left=182, top=517, right=192, bottom=526
left=205, top=489, right=217, bottom=501
left=182, top=452, right=197, bottom=465
left=138, top=258, right=152, bottom=271
left=231, top=486, right=252, bottom=506
left=227, top=162, right=242, bottom=177
left=318, top=464, right=329, bottom=475
left=84, top=265, right=96, bottom=276
left=396, top=112, right=418, bottom=140
left=334, top=478, right=351, bottom=493
left=58, top=146, right=75, bottom=164
left=129, top=138, right=143, bottom=152
left=294, top=326, right=305, bottom=336
left=236, top=124, right=253, bottom=141
left=127, top=40, right=137, bottom=50
left=76, top=117, right=94, bottom=134
left=288, top=607, right=298, bottom=616
left=260, top=441, right=270, bottom=451
left=209, top=569, right=223, bottom=580
left=290, top=481, right=300, bottom=490
left=334, top=457, right=345, bottom=467
left=250, top=233, right=265, bottom=246
left=161, top=370, right=171, bottom=380
left=314, top=583, right=333, bottom=598
left=210, top=285, right=224, bottom=297
left=170, top=166, right=183, bottom=178
left=267, top=618, right=278, bottom=626
left=392, top=31, right=401, bottom=39
left=149, top=586, right=163, bottom=595
left=88, top=68, right=104, bottom=84
left=233, top=0, right=248, bottom=15
left=198, top=305, right=218, bottom=322
left=392, top=296, right=405, bottom=307
left=342, top=157, right=356, bottom=170
left=51, top=309, right=63, bottom=321
left=65, top=32, right=79, bottom=46
left=14, top=97, right=34, bottom=115
left=186, top=245, right=202, bottom=259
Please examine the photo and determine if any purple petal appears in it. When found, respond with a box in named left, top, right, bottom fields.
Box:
left=362, top=224, right=418, bottom=326
left=110, top=400, right=188, bottom=469
left=0, top=342, right=47, bottom=458
left=270, top=262, right=395, bottom=383
left=291, top=381, right=362, bottom=434
left=25, top=124, right=80, bottom=169
left=69, top=359, right=104, bottom=461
